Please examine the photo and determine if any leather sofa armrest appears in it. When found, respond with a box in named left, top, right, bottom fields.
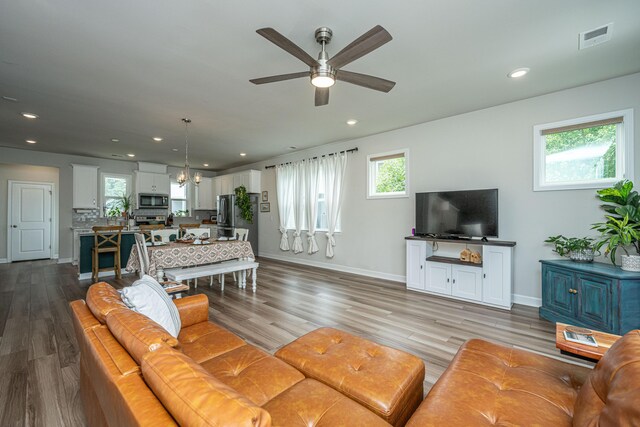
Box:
left=173, top=294, right=209, bottom=328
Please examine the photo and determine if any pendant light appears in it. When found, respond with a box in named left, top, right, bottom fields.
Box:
left=176, top=118, right=201, bottom=187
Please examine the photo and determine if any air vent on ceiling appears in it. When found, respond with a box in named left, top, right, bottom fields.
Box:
left=579, top=23, right=613, bottom=50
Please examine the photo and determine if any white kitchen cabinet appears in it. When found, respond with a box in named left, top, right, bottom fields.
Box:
left=406, top=240, right=426, bottom=290
left=232, top=170, right=261, bottom=193
left=72, top=165, right=99, bottom=208
left=405, top=238, right=514, bottom=309
left=217, top=175, right=234, bottom=195
left=194, top=177, right=215, bottom=210
left=135, top=172, right=170, bottom=194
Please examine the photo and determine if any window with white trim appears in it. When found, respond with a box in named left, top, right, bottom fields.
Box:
left=170, top=180, right=190, bottom=216
left=533, top=109, right=634, bottom=191
left=101, top=173, right=131, bottom=216
left=367, top=149, right=409, bottom=198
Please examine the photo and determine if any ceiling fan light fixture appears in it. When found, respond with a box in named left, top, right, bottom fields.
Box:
left=311, top=73, right=335, bottom=88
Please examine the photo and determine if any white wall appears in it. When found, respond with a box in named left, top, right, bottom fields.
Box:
left=0, top=150, right=215, bottom=261
left=0, top=164, right=60, bottom=260
left=225, top=73, right=640, bottom=305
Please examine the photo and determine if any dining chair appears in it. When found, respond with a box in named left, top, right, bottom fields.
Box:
left=91, top=225, right=123, bottom=282
left=134, top=233, right=150, bottom=278
left=139, top=224, right=165, bottom=243
left=179, top=223, right=201, bottom=238
left=151, top=229, right=177, bottom=243
left=220, top=228, right=251, bottom=285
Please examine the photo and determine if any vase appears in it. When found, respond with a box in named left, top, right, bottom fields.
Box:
left=569, top=249, right=595, bottom=263
left=620, top=254, right=640, bottom=272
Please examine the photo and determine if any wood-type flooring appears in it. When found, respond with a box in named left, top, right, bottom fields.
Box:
left=0, top=257, right=592, bottom=426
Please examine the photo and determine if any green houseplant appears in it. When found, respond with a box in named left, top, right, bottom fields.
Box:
left=593, top=180, right=640, bottom=271
left=592, top=215, right=640, bottom=270
left=234, top=185, right=253, bottom=224
left=544, top=235, right=597, bottom=262
left=118, top=192, right=134, bottom=219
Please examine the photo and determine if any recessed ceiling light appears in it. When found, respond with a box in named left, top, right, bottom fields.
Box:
left=153, top=137, right=163, bottom=142
left=21, top=112, right=38, bottom=119
left=172, top=148, right=179, bottom=152
left=346, top=119, right=358, bottom=126
left=203, top=163, right=209, bottom=167
left=240, top=153, right=247, bottom=157
left=2, top=96, right=18, bottom=102
left=111, top=138, right=120, bottom=143
left=127, top=153, right=135, bottom=157
left=508, top=68, right=530, bottom=78
left=25, top=139, right=37, bottom=144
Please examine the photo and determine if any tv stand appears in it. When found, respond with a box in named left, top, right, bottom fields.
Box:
left=405, top=236, right=516, bottom=310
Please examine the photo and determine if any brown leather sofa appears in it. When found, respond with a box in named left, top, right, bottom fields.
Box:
left=70, top=282, right=424, bottom=426
left=406, top=331, right=640, bottom=426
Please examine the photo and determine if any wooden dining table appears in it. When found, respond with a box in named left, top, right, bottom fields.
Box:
left=126, top=240, right=255, bottom=277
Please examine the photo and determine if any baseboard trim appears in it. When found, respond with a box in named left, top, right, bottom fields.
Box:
left=57, top=258, right=72, bottom=264
left=258, top=252, right=405, bottom=283
left=0, top=258, right=7, bottom=264
left=512, top=293, right=542, bottom=307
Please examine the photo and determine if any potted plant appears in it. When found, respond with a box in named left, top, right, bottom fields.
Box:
left=544, top=235, right=597, bottom=262
left=592, top=180, right=640, bottom=271
left=106, top=206, right=120, bottom=225
left=234, top=185, right=253, bottom=224
left=592, top=215, right=640, bottom=271
left=118, top=193, right=134, bottom=220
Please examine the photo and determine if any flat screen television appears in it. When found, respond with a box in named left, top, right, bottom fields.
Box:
left=415, top=189, right=498, bottom=238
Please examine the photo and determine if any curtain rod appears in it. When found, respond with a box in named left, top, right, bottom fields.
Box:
left=264, top=147, right=358, bottom=169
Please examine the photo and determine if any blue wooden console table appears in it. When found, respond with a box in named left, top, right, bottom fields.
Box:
left=540, top=260, right=640, bottom=334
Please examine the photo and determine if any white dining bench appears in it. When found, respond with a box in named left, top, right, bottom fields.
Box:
left=164, top=259, right=259, bottom=292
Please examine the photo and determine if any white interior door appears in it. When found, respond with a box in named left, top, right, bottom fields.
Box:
left=10, top=182, right=52, bottom=261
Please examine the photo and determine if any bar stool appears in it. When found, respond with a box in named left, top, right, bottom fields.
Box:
left=139, top=224, right=165, bottom=243
left=91, top=225, right=123, bottom=282
left=179, top=223, right=201, bottom=238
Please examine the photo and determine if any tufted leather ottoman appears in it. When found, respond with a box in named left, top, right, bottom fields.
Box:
left=275, top=327, right=425, bottom=427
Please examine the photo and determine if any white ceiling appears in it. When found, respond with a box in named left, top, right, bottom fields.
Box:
left=1, top=1, right=639, bottom=171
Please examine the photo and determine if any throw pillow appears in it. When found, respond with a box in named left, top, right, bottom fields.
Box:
left=120, top=275, right=182, bottom=337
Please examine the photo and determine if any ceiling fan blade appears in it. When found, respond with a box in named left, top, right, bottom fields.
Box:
left=315, top=88, right=329, bottom=106
left=256, top=28, right=320, bottom=68
left=336, top=70, right=396, bottom=92
left=250, top=72, right=309, bottom=85
left=327, top=25, right=392, bottom=69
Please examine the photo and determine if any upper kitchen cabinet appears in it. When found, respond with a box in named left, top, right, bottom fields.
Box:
left=232, top=170, right=261, bottom=193
left=216, top=175, right=234, bottom=196
left=72, top=164, right=99, bottom=208
left=135, top=171, right=170, bottom=195
left=194, top=177, right=215, bottom=210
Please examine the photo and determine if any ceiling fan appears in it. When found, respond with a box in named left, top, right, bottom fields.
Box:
left=250, top=25, right=396, bottom=106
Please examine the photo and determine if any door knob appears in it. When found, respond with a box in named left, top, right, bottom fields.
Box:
left=12, top=225, right=17, bottom=228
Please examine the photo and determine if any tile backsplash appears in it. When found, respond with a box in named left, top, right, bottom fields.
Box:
left=72, top=209, right=105, bottom=228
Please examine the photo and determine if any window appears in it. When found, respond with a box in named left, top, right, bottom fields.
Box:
left=281, top=170, right=338, bottom=232
left=101, top=173, right=131, bottom=216
left=367, top=149, right=409, bottom=198
left=170, top=180, right=190, bottom=216
left=533, top=109, right=634, bottom=191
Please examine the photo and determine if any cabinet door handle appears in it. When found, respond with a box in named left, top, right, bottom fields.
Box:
left=568, top=288, right=578, bottom=294
left=420, top=265, right=423, bottom=269
left=447, top=278, right=450, bottom=283
left=483, top=273, right=486, bottom=279
left=452, top=279, right=456, bottom=284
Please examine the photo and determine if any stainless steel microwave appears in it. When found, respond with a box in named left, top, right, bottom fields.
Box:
left=138, top=193, right=169, bottom=209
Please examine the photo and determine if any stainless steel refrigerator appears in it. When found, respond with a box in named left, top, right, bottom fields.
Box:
left=217, top=193, right=259, bottom=254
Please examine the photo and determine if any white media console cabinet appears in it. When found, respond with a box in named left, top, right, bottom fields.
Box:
left=405, top=236, right=516, bottom=310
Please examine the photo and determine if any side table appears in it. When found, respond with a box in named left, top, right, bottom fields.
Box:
left=555, top=322, right=621, bottom=362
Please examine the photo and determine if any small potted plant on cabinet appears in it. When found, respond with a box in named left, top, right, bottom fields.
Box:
left=544, top=235, right=597, bottom=262
left=592, top=215, right=640, bottom=271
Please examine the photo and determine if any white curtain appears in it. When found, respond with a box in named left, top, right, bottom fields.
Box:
left=276, top=164, right=294, bottom=250
left=322, top=152, right=348, bottom=258
left=305, top=158, right=320, bottom=254
left=291, top=161, right=305, bottom=253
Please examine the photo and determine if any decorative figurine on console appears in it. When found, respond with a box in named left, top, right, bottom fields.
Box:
left=470, top=251, right=482, bottom=264
left=460, top=248, right=472, bottom=262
